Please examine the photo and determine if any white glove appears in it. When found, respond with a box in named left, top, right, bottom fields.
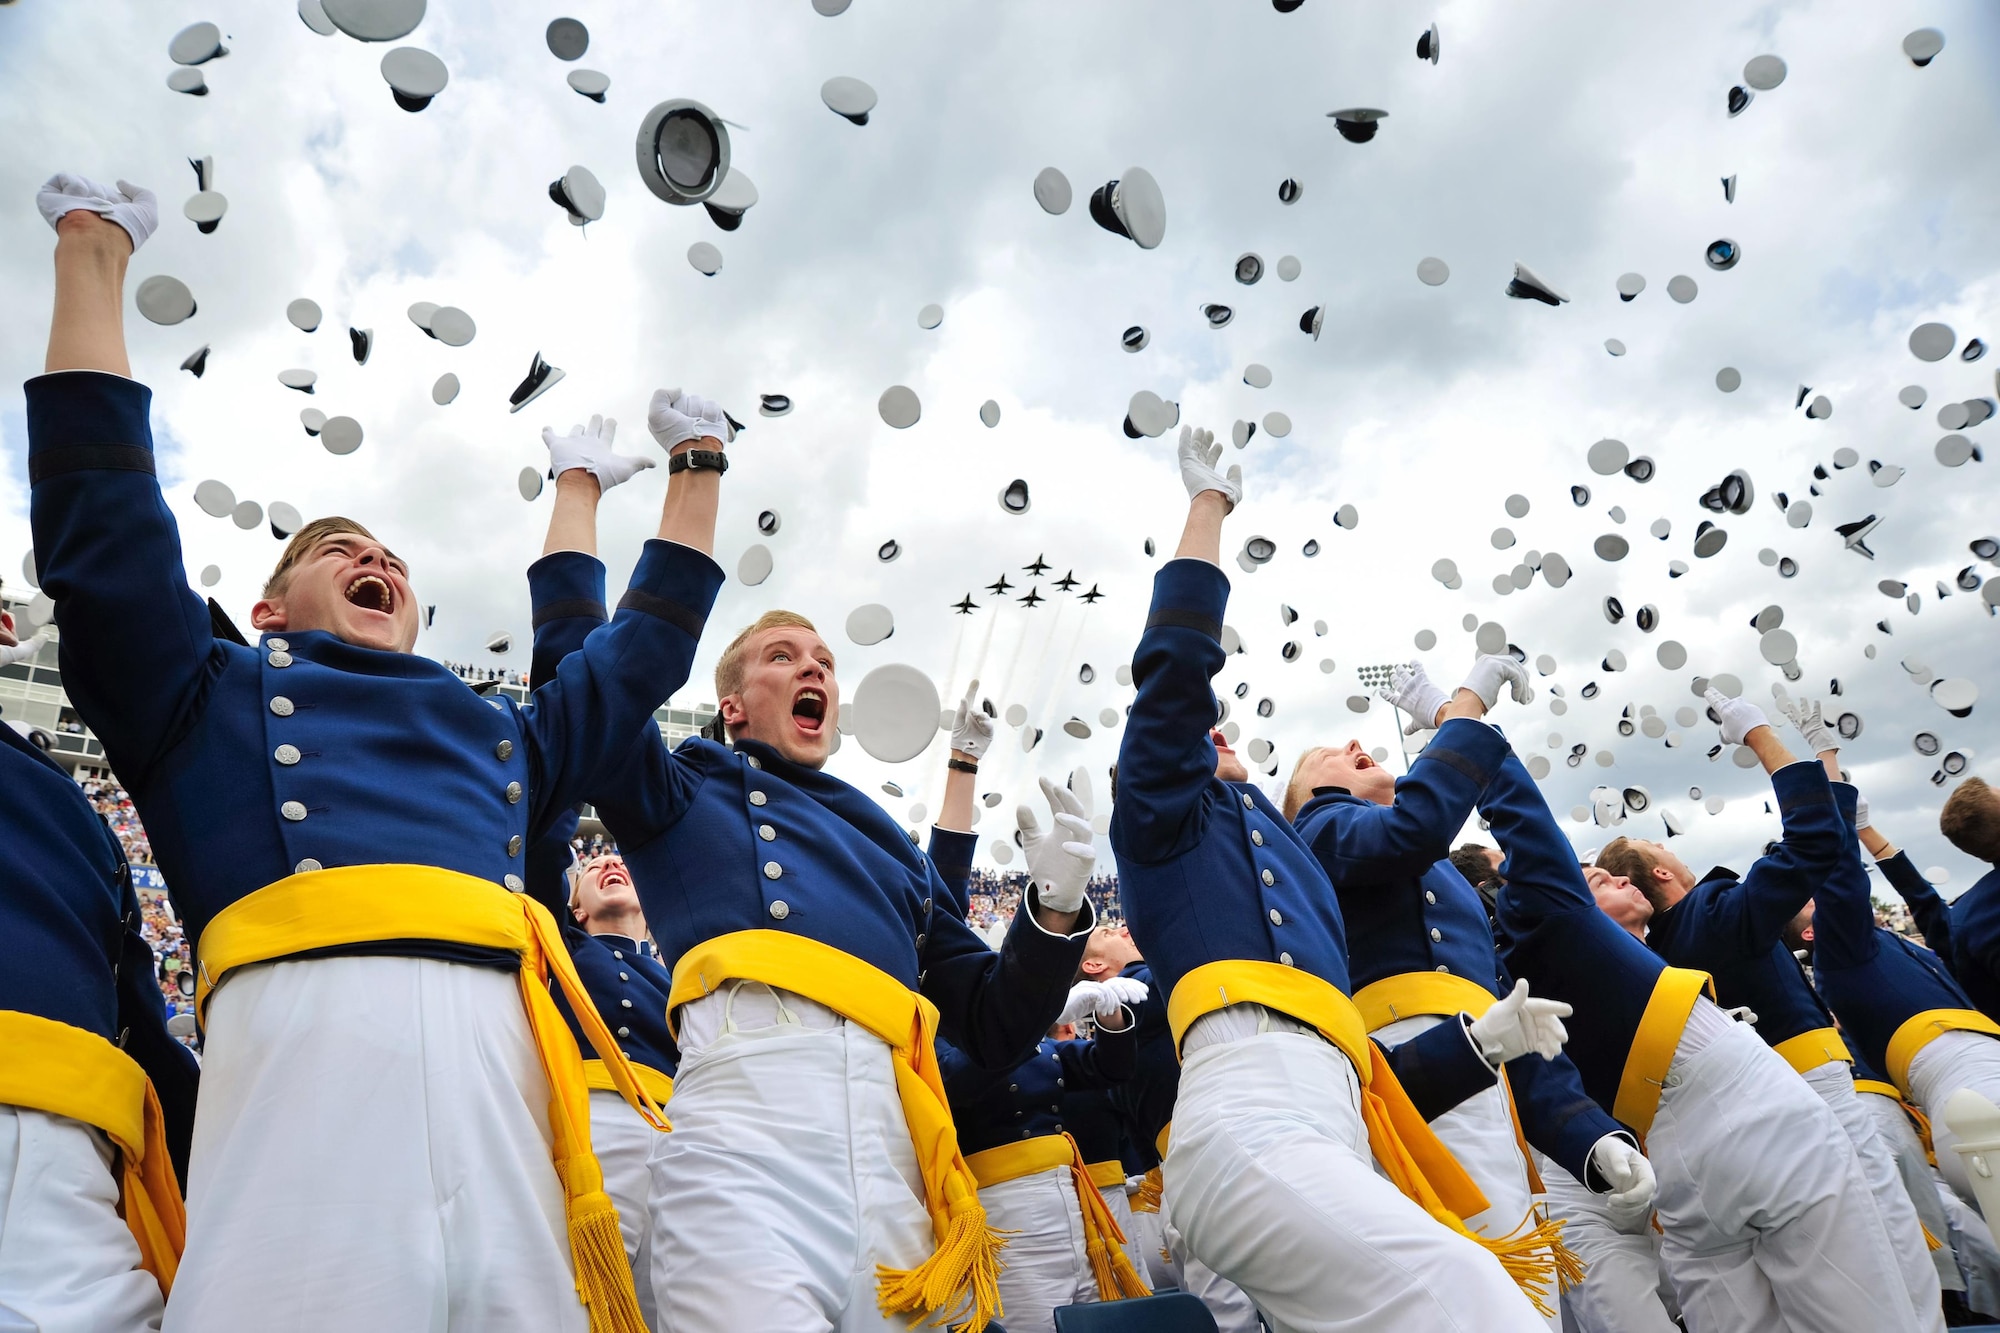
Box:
left=1465, top=979, right=1571, bottom=1066
left=1721, top=1005, right=1759, bottom=1026
left=1706, top=687, right=1768, bottom=747
left=1853, top=794, right=1871, bottom=832
left=1460, top=654, right=1533, bottom=711
left=541, top=415, right=654, bottom=492
left=1018, top=776, right=1095, bottom=914
left=0, top=628, right=50, bottom=668
left=1100, top=976, right=1149, bottom=1012
left=1058, top=981, right=1112, bottom=1027
left=1772, top=685, right=1837, bottom=755
left=37, top=174, right=158, bottom=251
left=1589, top=1134, right=1658, bottom=1230
left=1380, top=661, right=1451, bottom=734
left=949, top=678, right=993, bottom=760
left=646, top=388, right=734, bottom=452
left=1177, top=425, right=1242, bottom=509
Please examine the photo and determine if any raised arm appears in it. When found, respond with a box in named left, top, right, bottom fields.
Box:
left=1873, top=844, right=1955, bottom=965
left=1805, top=781, right=1880, bottom=971
left=1109, top=429, right=1241, bottom=866
left=1482, top=750, right=1599, bottom=928
left=1054, top=1019, right=1137, bottom=1091
left=925, top=679, right=992, bottom=914
left=29, top=196, right=220, bottom=779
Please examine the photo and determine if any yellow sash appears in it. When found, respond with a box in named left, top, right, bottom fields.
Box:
left=1131, top=1166, right=1163, bottom=1214
left=197, top=865, right=669, bottom=1333
left=669, top=930, right=1003, bottom=1332
left=1886, top=1009, right=2000, bottom=1096
left=1167, top=961, right=1577, bottom=1314
left=0, top=1012, right=185, bottom=1295
left=1853, top=1078, right=1902, bottom=1100
left=582, top=1059, right=675, bottom=1108
left=1611, top=968, right=1713, bottom=1138
left=1771, top=1027, right=1852, bottom=1076
left=966, top=1134, right=1150, bottom=1302
left=1086, top=1159, right=1127, bottom=1191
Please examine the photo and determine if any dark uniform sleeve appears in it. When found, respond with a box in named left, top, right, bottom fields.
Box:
left=1808, top=783, right=1880, bottom=971
left=1055, top=1021, right=1138, bottom=1090
left=1877, top=851, right=1955, bottom=967
left=1110, top=559, right=1228, bottom=867
left=1482, top=751, right=1597, bottom=930
left=1712, top=762, right=1844, bottom=949
left=1293, top=719, right=1507, bottom=882
left=927, top=826, right=980, bottom=918
left=1378, top=1018, right=1500, bottom=1121
left=522, top=551, right=611, bottom=919
left=115, top=891, right=201, bottom=1185
left=1506, top=1048, right=1624, bottom=1185
left=922, top=883, right=1094, bottom=1071
left=520, top=538, right=724, bottom=839
left=26, top=372, right=221, bottom=783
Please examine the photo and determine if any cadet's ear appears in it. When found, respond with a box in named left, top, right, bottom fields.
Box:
left=249, top=598, right=289, bottom=632
left=718, top=694, right=747, bottom=729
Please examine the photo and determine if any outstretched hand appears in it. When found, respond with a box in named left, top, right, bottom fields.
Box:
left=38, top=174, right=157, bottom=251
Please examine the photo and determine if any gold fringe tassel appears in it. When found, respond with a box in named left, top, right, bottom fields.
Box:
left=1461, top=1206, right=1585, bottom=1319
left=1923, top=1222, right=1945, bottom=1252
left=1131, top=1166, right=1163, bottom=1214
left=566, top=1186, right=650, bottom=1333
left=1062, top=1134, right=1150, bottom=1301
left=875, top=1190, right=1008, bottom=1333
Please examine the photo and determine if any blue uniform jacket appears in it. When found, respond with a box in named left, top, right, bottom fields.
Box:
left=526, top=551, right=678, bottom=1077
left=1109, top=558, right=1499, bottom=1118
left=1640, top=762, right=1846, bottom=1052
left=1293, top=734, right=1627, bottom=1185
left=26, top=371, right=725, bottom=966
left=1812, top=784, right=1982, bottom=1076
left=1482, top=747, right=1676, bottom=1118
left=1952, top=867, right=2000, bottom=1015
left=525, top=558, right=1089, bottom=1073
left=1, top=726, right=200, bottom=1181
left=1108, top=961, right=1181, bottom=1172
left=941, top=1027, right=1137, bottom=1158
left=1877, top=852, right=1957, bottom=976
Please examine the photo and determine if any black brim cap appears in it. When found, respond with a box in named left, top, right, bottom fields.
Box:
left=1088, top=168, right=1166, bottom=249
left=1728, top=86, right=1752, bottom=116
left=381, top=46, right=446, bottom=111
left=180, top=344, right=210, bottom=376
left=549, top=165, right=606, bottom=223
left=288, top=298, right=322, bottom=332
left=1744, top=55, right=1787, bottom=90
left=567, top=69, right=610, bottom=102
left=1903, top=28, right=1945, bottom=66
left=136, top=275, right=197, bottom=325
left=429, top=306, right=475, bottom=345
left=167, top=68, right=208, bottom=96
left=1705, top=239, right=1739, bottom=270
left=432, top=373, right=459, bottom=405
left=1507, top=262, right=1568, bottom=305
left=269, top=502, right=302, bottom=537
left=759, top=394, right=792, bottom=417
left=321, top=416, right=363, bottom=455
left=703, top=168, right=757, bottom=230
left=1300, top=306, right=1324, bottom=338
left=349, top=327, right=372, bottom=364
left=1327, top=108, right=1387, bottom=143
left=821, top=76, right=877, bottom=125
left=169, top=21, right=226, bottom=64
left=299, top=0, right=336, bottom=36
left=1034, top=167, right=1072, bottom=215
left=508, top=352, right=564, bottom=413
left=278, top=369, right=317, bottom=393
left=998, top=480, right=1030, bottom=514
left=1417, top=23, right=1439, bottom=63
left=183, top=190, right=228, bottom=233
left=879, top=386, right=920, bottom=429
left=636, top=99, right=731, bottom=205
left=1910, top=322, right=1955, bottom=361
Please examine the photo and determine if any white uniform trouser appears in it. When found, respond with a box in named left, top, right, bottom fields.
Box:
left=1125, top=1201, right=1180, bottom=1290
left=1537, top=1154, right=1677, bottom=1333
left=589, top=1090, right=659, bottom=1331
left=976, top=1165, right=1096, bottom=1333
left=647, top=983, right=933, bottom=1333
left=1377, top=1014, right=1557, bottom=1327
left=1859, top=1089, right=1968, bottom=1295
left=0, top=1106, right=164, bottom=1333
left=1800, top=1059, right=1947, bottom=1332
left=1103, top=1183, right=1151, bottom=1291
left=164, top=956, right=585, bottom=1333
left=1162, top=1002, right=1546, bottom=1333
left=1906, top=1030, right=2000, bottom=1208
left=1646, top=998, right=1918, bottom=1333
left=1937, top=1180, right=2000, bottom=1316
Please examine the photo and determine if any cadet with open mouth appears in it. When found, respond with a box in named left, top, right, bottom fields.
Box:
left=27, top=172, right=728, bottom=1333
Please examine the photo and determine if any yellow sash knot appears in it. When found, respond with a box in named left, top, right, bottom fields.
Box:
left=669, top=930, right=1005, bottom=1333
left=0, top=1011, right=185, bottom=1295
left=1170, top=961, right=1581, bottom=1316
left=197, top=865, right=670, bottom=1333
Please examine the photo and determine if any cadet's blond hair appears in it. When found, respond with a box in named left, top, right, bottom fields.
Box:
left=714, top=612, right=823, bottom=735
left=262, top=517, right=392, bottom=598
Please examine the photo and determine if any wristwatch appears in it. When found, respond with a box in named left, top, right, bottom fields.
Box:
left=667, top=449, right=728, bottom=475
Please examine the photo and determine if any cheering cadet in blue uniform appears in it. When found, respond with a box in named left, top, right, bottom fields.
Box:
left=28, top=175, right=723, bottom=1333
left=526, top=438, right=684, bottom=1328
left=1938, top=776, right=2000, bottom=1005
left=1594, top=688, right=1944, bottom=1332
left=0, top=605, right=199, bottom=1331
left=1793, top=700, right=2000, bottom=1226
left=1110, top=428, right=1568, bottom=1333
left=1476, top=685, right=1919, bottom=1333
left=524, top=462, right=1095, bottom=1333
left=1287, top=659, right=1652, bottom=1315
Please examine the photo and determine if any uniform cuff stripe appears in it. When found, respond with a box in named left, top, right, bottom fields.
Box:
left=531, top=598, right=609, bottom=630
left=28, top=444, right=156, bottom=483
left=1421, top=746, right=1488, bottom=787
left=1144, top=608, right=1222, bottom=641
left=617, top=588, right=706, bottom=638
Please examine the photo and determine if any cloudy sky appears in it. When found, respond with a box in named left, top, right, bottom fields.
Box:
left=2, top=0, right=1997, bottom=894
